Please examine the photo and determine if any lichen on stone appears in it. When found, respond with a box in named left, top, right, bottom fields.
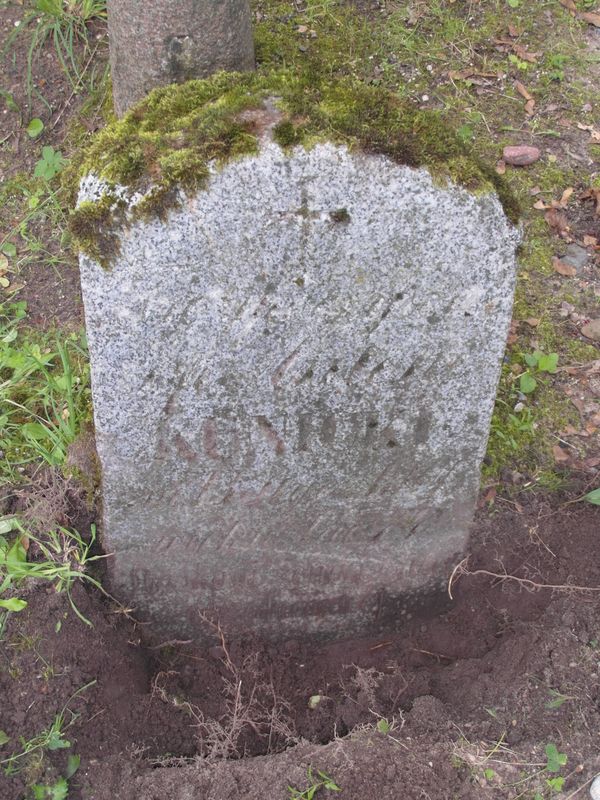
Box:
left=69, top=69, right=519, bottom=267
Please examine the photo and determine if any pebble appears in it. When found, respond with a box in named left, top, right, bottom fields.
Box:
left=582, top=319, right=600, bottom=341
left=559, top=243, right=589, bottom=274
left=503, top=145, right=541, bottom=166
left=590, top=774, right=600, bottom=800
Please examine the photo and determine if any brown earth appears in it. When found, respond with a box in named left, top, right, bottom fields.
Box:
left=2, top=497, right=600, bottom=799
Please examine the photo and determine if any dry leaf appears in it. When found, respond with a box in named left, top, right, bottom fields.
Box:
left=448, top=68, right=499, bottom=81
left=569, top=395, right=585, bottom=415
left=533, top=199, right=549, bottom=210
left=525, top=317, right=540, bottom=327
left=559, top=187, right=574, bottom=206
left=484, top=487, right=497, bottom=505
left=581, top=188, right=600, bottom=215
left=508, top=23, right=520, bottom=37
left=525, top=99, right=535, bottom=116
left=561, top=425, right=579, bottom=435
left=495, top=159, right=506, bottom=175
left=578, top=122, right=594, bottom=131
left=552, top=445, right=570, bottom=463
left=545, top=208, right=569, bottom=233
left=579, top=11, right=600, bottom=26
left=582, top=319, right=600, bottom=341
left=552, top=257, right=577, bottom=277
left=583, top=235, right=598, bottom=246
left=512, top=44, right=539, bottom=63
left=296, top=24, right=308, bottom=33
left=515, top=81, right=533, bottom=101
left=559, top=0, right=578, bottom=11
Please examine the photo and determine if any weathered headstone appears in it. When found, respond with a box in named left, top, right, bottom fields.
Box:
left=74, top=75, right=519, bottom=641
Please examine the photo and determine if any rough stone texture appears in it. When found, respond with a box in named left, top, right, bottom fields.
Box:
left=79, top=141, right=519, bottom=641
left=107, top=0, right=255, bottom=116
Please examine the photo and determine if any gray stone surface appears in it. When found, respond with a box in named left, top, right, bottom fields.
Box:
left=79, top=141, right=519, bottom=641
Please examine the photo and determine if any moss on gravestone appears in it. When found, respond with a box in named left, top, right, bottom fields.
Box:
left=68, top=69, right=519, bottom=267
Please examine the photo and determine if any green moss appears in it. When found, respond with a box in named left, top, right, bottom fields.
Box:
left=68, top=195, right=126, bottom=269
left=566, top=339, right=600, bottom=362
left=69, top=68, right=518, bottom=267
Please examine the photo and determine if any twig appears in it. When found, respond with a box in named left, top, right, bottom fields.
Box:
left=448, top=557, right=600, bottom=600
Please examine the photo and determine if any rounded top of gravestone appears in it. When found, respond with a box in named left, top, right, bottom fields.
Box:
left=69, top=70, right=519, bottom=267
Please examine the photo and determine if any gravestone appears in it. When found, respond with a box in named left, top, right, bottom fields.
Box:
left=75, top=76, right=520, bottom=641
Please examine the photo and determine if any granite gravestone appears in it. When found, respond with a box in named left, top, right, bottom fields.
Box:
left=78, top=116, right=519, bottom=641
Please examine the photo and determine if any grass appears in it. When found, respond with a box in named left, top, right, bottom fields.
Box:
left=2, top=0, right=107, bottom=108
left=0, top=516, right=106, bottom=624
left=0, top=301, right=91, bottom=481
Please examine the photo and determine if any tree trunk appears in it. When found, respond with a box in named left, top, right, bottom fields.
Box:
left=107, top=0, right=255, bottom=117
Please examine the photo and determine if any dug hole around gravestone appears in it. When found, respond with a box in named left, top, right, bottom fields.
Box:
left=72, top=72, right=521, bottom=644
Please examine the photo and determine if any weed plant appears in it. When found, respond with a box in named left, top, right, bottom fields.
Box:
left=0, top=302, right=91, bottom=482
left=0, top=681, right=94, bottom=776
left=2, top=0, right=107, bottom=106
left=0, top=517, right=106, bottom=623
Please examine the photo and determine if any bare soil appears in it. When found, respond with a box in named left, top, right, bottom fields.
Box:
left=2, top=498, right=600, bottom=799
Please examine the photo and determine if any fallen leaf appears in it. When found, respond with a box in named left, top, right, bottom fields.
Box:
left=484, top=487, right=497, bottom=505
left=552, top=445, right=570, bottom=463
left=577, top=122, right=594, bottom=131
left=448, top=68, right=500, bottom=81
left=558, top=187, right=574, bottom=207
left=503, top=145, right=540, bottom=166
left=583, top=235, right=598, bottom=246
left=508, top=23, right=520, bottom=37
left=552, top=257, right=577, bottom=277
left=507, top=319, right=519, bottom=345
left=525, top=99, right=535, bottom=116
left=525, top=317, right=540, bottom=327
left=569, top=395, right=585, bottom=415
left=559, top=0, right=578, bottom=11
left=512, top=44, right=539, bottom=63
left=581, top=319, right=600, bottom=341
left=515, top=81, right=534, bottom=103
left=561, top=425, right=579, bottom=435
left=530, top=185, right=542, bottom=196
left=579, top=11, right=600, bottom=26
left=580, top=188, right=600, bottom=214
left=534, top=199, right=549, bottom=210
left=545, top=208, right=569, bottom=234
left=495, top=159, right=506, bottom=175
left=297, top=24, right=308, bottom=33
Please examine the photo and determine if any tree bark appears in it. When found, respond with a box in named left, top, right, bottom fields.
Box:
left=107, top=0, right=255, bottom=117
